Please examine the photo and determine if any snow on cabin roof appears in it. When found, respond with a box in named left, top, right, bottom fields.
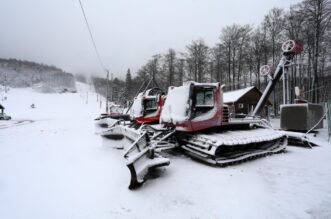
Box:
left=223, top=86, right=255, bottom=103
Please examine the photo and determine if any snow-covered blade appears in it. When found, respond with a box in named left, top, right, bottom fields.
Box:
left=95, top=116, right=119, bottom=129
left=99, top=125, right=124, bottom=140
left=124, top=133, right=170, bottom=189
left=100, top=124, right=142, bottom=142
left=100, top=123, right=173, bottom=189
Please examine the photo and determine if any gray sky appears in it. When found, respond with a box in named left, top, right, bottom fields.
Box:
left=0, top=0, right=301, bottom=78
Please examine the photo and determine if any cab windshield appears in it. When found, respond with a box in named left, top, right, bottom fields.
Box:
left=192, top=87, right=214, bottom=118
left=143, top=98, right=158, bottom=115
left=195, top=89, right=213, bottom=107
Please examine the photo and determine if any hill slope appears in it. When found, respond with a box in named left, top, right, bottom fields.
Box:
left=0, top=58, right=76, bottom=93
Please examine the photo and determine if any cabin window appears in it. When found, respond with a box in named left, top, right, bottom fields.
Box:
left=193, top=88, right=214, bottom=118
left=144, top=98, right=158, bottom=115
left=196, top=89, right=214, bottom=107
left=238, top=103, right=244, bottom=109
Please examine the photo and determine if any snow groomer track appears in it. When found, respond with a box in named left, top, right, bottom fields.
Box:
left=181, top=128, right=287, bottom=166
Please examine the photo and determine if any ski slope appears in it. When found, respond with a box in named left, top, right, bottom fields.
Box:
left=1, top=82, right=331, bottom=219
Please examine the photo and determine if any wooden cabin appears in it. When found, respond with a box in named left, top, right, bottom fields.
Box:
left=223, top=86, right=271, bottom=118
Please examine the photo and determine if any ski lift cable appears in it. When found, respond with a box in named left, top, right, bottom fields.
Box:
left=299, top=85, right=325, bottom=95
left=78, top=0, right=107, bottom=72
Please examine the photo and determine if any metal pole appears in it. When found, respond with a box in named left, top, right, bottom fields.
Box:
left=282, top=65, right=286, bottom=104
left=252, top=56, right=286, bottom=117
left=286, top=65, right=290, bottom=104
left=110, top=72, right=113, bottom=102
left=105, top=70, right=109, bottom=113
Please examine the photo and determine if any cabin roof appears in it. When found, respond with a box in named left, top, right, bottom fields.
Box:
left=223, top=86, right=272, bottom=106
left=223, top=86, right=255, bottom=103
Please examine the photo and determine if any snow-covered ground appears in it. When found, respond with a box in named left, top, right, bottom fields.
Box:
left=1, top=82, right=331, bottom=219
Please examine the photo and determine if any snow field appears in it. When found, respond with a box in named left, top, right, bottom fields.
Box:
left=0, top=82, right=331, bottom=219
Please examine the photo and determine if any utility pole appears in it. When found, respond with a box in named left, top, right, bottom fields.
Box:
left=105, top=70, right=109, bottom=114
left=282, top=65, right=288, bottom=104
left=110, top=72, right=113, bottom=102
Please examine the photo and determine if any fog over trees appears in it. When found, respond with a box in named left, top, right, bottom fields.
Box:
left=93, top=0, right=330, bottom=116
left=0, top=58, right=76, bottom=93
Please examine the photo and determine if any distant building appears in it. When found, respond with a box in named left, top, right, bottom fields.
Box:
left=0, top=104, right=4, bottom=114
left=223, top=86, right=271, bottom=118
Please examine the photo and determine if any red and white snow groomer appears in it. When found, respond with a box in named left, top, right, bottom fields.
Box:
left=102, top=40, right=313, bottom=190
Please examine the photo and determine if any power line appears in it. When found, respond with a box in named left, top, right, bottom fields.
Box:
left=78, top=0, right=106, bottom=71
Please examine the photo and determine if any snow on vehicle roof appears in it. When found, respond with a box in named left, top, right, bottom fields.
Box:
left=223, top=86, right=255, bottom=103
left=160, top=84, right=190, bottom=123
left=183, top=81, right=219, bottom=87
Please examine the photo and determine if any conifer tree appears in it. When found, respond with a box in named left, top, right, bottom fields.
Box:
left=124, top=68, right=132, bottom=100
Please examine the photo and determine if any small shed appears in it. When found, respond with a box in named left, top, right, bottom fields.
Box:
left=223, top=86, right=271, bottom=117
left=0, top=104, right=4, bottom=114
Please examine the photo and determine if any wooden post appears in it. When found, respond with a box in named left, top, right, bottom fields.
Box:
left=326, top=102, right=331, bottom=142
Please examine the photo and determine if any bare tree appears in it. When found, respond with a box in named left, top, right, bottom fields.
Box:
left=185, top=39, right=210, bottom=82
left=210, top=44, right=224, bottom=83
left=251, top=27, right=266, bottom=89
left=130, top=0, right=331, bottom=107
left=264, top=8, right=286, bottom=66
left=219, top=25, right=240, bottom=90
left=176, top=56, right=186, bottom=86
left=301, top=0, right=331, bottom=102
left=219, top=24, right=252, bottom=89
left=236, top=25, right=252, bottom=89
left=164, top=48, right=177, bottom=87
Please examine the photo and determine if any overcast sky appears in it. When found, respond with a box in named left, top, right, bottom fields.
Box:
left=0, top=0, right=301, bottom=78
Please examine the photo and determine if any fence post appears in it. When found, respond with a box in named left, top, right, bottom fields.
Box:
left=326, top=102, right=331, bottom=141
